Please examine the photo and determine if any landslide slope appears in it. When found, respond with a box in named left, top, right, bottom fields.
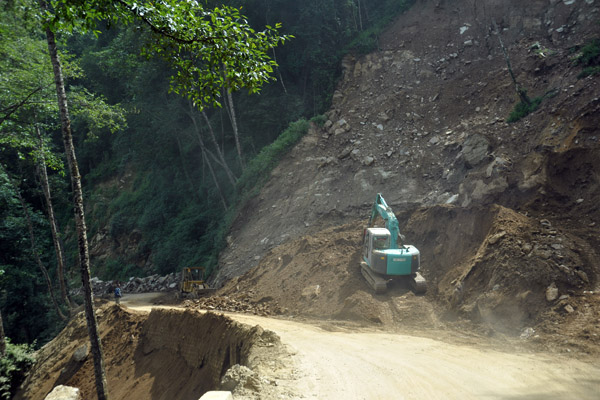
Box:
left=214, top=0, right=600, bottom=352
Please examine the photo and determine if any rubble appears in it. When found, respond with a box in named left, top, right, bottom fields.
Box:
left=183, top=295, right=283, bottom=317
left=74, top=272, right=182, bottom=297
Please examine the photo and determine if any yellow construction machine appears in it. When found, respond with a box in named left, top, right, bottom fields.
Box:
left=180, top=267, right=216, bottom=297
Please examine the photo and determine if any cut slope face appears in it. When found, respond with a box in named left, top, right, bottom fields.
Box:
left=215, top=0, right=600, bottom=287
left=15, top=305, right=281, bottom=400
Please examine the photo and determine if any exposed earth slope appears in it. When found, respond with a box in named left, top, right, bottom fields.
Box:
left=214, top=0, right=600, bottom=350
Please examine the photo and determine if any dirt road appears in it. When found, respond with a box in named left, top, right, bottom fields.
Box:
left=123, top=294, right=600, bottom=400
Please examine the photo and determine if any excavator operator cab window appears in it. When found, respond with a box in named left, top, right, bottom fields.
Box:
left=373, top=235, right=390, bottom=250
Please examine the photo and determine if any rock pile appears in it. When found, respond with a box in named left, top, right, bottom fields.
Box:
left=72, top=273, right=182, bottom=297
left=183, top=296, right=283, bottom=317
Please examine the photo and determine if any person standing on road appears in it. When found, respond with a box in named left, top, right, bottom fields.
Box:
left=114, top=282, right=122, bottom=305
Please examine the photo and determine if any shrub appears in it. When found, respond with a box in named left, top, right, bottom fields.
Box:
left=576, top=38, right=600, bottom=66
left=578, top=65, right=600, bottom=78
left=507, top=96, right=543, bottom=123
left=0, top=340, right=36, bottom=399
left=310, top=114, right=327, bottom=127
left=574, top=38, right=600, bottom=78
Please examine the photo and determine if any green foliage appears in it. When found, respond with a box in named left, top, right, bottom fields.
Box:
left=575, top=38, right=600, bottom=66
left=578, top=65, right=600, bottom=78
left=0, top=340, right=36, bottom=400
left=47, top=0, right=291, bottom=110
left=204, top=118, right=309, bottom=275
left=309, top=114, right=327, bottom=127
left=0, top=166, right=64, bottom=345
left=102, top=257, right=141, bottom=281
left=235, top=119, right=309, bottom=199
left=573, top=37, right=600, bottom=78
left=507, top=96, right=543, bottom=123
left=347, top=0, right=415, bottom=54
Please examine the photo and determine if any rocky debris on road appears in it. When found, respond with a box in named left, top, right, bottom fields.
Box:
left=70, top=272, right=181, bottom=297
left=183, top=295, right=284, bottom=317
left=220, top=365, right=261, bottom=393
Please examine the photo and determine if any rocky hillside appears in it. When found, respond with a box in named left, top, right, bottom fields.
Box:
left=212, top=0, right=600, bottom=342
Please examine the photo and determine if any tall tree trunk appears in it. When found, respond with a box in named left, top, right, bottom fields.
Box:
left=271, top=48, right=288, bottom=94
left=12, top=178, right=67, bottom=321
left=357, top=0, right=363, bottom=31
left=492, top=20, right=531, bottom=105
left=202, top=149, right=228, bottom=211
left=224, top=89, right=244, bottom=170
left=0, top=310, right=5, bottom=357
left=46, top=27, right=110, bottom=400
left=187, top=109, right=230, bottom=210
left=35, top=123, right=73, bottom=312
left=199, top=107, right=236, bottom=186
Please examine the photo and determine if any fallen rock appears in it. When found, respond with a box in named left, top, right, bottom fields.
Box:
left=564, top=304, right=575, bottom=313
left=461, top=134, right=490, bottom=168
left=488, top=231, right=506, bottom=245
left=301, top=285, right=321, bottom=300
left=576, top=270, right=590, bottom=283
left=221, top=365, right=261, bottom=392
left=546, top=282, right=559, bottom=302
left=72, top=344, right=88, bottom=363
left=520, top=327, right=535, bottom=339
left=44, top=386, right=81, bottom=400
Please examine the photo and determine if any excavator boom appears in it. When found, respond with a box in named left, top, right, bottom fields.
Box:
left=367, top=194, right=401, bottom=249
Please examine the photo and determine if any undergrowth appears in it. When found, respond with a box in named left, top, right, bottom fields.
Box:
left=507, top=96, right=543, bottom=123
left=0, top=341, right=36, bottom=399
left=347, top=0, right=415, bottom=54
left=574, top=37, right=600, bottom=78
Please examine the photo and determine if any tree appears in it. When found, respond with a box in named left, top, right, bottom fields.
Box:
left=34, top=124, right=73, bottom=312
left=41, top=1, right=289, bottom=398
left=492, top=19, right=531, bottom=106
left=7, top=170, right=68, bottom=321
left=0, top=269, right=5, bottom=358
left=0, top=309, right=5, bottom=358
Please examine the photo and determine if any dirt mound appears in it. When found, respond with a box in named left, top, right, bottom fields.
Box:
left=15, top=304, right=283, bottom=400
left=407, top=204, right=595, bottom=331
left=219, top=221, right=442, bottom=329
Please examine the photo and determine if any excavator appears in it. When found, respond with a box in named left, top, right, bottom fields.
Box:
left=361, top=193, right=427, bottom=294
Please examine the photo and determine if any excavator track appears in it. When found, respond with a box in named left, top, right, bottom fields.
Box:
left=360, top=261, right=388, bottom=294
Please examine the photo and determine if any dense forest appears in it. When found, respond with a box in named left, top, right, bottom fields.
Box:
left=0, top=0, right=415, bottom=348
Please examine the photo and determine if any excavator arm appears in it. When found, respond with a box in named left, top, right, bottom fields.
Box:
left=367, top=193, right=401, bottom=249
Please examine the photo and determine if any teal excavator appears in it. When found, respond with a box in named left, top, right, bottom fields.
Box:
left=361, top=193, right=427, bottom=294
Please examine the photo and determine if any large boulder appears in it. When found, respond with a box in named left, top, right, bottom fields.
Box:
left=44, top=386, right=81, bottom=400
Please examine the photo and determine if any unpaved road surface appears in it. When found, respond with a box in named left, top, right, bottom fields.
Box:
left=124, top=294, right=600, bottom=400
